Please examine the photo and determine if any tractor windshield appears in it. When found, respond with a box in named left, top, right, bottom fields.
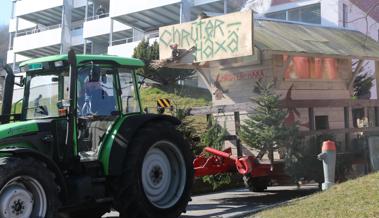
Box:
left=77, top=65, right=140, bottom=116
left=77, top=65, right=118, bottom=116
left=24, top=71, right=69, bottom=119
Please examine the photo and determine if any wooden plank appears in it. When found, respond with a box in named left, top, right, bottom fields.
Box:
left=188, top=102, right=256, bottom=115
left=344, top=106, right=351, bottom=150
left=159, top=11, right=253, bottom=62
left=279, top=99, right=379, bottom=108
left=189, top=100, right=379, bottom=115
left=375, top=107, right=379, bottom=127
left=234, top=111, right=243, bottom=157
left=308, top=107, right=315, bottom=130
left=300, top=127, right=379, bottom=136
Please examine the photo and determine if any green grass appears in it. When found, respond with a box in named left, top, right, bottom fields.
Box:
left=140, top=85, right=211, bottom=138
left=253, top=172, right=379, bottom=218
left=140, top=85, right=211, bottom=110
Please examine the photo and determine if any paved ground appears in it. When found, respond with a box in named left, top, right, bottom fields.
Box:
left=103, top=184, right=318, bottom=218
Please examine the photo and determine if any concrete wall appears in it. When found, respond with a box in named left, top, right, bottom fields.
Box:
left=13, top=28, right=62, bottom=53
left=15, top=0, right=64, bottom=17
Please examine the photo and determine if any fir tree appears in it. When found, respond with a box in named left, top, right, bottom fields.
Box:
left=239, top=81, right=298, bottom=167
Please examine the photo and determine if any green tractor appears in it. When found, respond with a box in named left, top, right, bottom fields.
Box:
left=0, top=50, right=194, bottom=218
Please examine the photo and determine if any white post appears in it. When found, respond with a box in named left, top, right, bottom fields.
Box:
left=109, top=18, right=114, bottom=46
left=12, top=16, right=19, bottom=71
left=224, top=0, right=228, bottom=14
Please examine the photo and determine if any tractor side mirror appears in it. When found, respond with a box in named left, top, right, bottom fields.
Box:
left=14, top=75, right=24, bottom=87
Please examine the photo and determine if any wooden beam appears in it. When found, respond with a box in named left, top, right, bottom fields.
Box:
left=188, top=100, right=379, bottom=115
left=279, top=99, right=379, bottom=108
left=300, top=127, right=379, bottom=136
left=344, top=106, right=351, bottom=150
left=234, top=111, right=243, bottom=157
left=188, top=102, right=256, bottom=115
left=269, top=51, right=379, bottom=62
left=308, top=107, right=315, bottom=130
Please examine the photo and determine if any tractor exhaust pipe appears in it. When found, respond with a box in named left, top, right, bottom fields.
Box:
left=66, top=49, right=78, bottom=158
left=0, top=65, right=15, bottom=124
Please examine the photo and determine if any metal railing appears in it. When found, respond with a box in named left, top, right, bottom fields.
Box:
left=15, top=24, right=62, bottom=37
left=110, top=31, right=159, bottom=46
left=86, top=13, right=109, bottom=21
left=111, top=37, right=135, bottom=46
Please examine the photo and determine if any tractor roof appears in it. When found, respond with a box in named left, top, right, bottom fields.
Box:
left=19, top=54, right=145, bottom=68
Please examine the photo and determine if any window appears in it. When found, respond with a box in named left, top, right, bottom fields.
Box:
left=283, top=55, right=340, bottom=80
left=315, top=116, right=329, bottom=130
left=77, top=65, right=117, bottom=116
left=24, top=72, right=71, bottom=120
left=119, top=70, right=140, bottom=113
left=265, top=11, right=287, bottom=20
left=264, top=3, right=321, bottom=24
left=301, top=4, right=321, bottom=24
left=343, top=4, right=348, bottom=27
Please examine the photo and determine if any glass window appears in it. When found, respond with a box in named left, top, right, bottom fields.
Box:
left=265, top=3, right=321, bottom=24
left=265, top=11, right=286, bottom=20
left=26, top=74, right=67, bottom=119
left=77, top=65, right=118, bottom=116
left=288, top=8, right=300, bottom=22
left=119, top=70, right=140, bottom=113
left=301, top=4, right=321, bottom=24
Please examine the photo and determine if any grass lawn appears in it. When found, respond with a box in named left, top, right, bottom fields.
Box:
left=252, top=172, right=379, bottom=218
left=140, top=85, right=211, bottom=110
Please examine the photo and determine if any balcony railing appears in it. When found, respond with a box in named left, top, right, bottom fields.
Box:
left=111, top=31, right=159, bottom=46
left=112, top=37, right=135, bottom=46
left=86, top=13, right=110, bottom=21
left=15, top=24, right=62, bottom=37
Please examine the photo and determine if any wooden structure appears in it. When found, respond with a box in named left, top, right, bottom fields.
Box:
left=158, top=14, right=379, bottom=173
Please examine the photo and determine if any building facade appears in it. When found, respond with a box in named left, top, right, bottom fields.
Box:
left=6, top=0, right=379, bottom=92
left=7, top=0, right=242, bottom=67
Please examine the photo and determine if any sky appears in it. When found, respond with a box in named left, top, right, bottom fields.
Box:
left=0, top=0, right=12, bottom=26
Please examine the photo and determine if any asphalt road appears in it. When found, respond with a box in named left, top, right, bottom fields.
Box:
left=103, top=184, right=318, bottom=218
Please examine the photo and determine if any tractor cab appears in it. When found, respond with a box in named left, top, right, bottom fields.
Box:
left=18, top=52, right=144, bottom=160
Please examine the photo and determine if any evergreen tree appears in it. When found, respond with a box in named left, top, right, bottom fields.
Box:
left=239, top=81, right=298, bottom=166
left=133, top=39, right=194, bottom=85
left=353, top=73, right=374, bottom=99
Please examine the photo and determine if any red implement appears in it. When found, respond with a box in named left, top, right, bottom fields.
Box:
left=194, top=147, right=271, bottom=178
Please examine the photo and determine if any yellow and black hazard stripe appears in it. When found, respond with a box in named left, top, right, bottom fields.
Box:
left=157, top=98, right=171, bottom=108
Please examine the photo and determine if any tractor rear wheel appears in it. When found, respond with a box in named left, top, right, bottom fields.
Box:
left=243, top=175, right=270, bottom=192
left=117, top=123, right=194, bottom=218
left=0, top=157, right=60, bottom=218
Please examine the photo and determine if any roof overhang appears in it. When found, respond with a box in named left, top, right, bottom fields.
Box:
left=17, top=45, right=61, bottom=59
left=254, top=19, right=379, bottom=61
left=19, top=6, right=85, bottom=26
left=113, top=3, right=181, bottom=31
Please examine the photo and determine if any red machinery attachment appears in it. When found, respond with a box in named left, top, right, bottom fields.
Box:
left=194, top=147, right=271, bottom=178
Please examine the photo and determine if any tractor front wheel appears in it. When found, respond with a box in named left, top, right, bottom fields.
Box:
left=117, top=123, right=193, bottom=218
left=0, top=157, right=60, bottom=218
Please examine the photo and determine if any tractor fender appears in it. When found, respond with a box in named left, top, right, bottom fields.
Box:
left=0, top=147, right=68, bottom=202
left=106, top=113, right=180, bottom=176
